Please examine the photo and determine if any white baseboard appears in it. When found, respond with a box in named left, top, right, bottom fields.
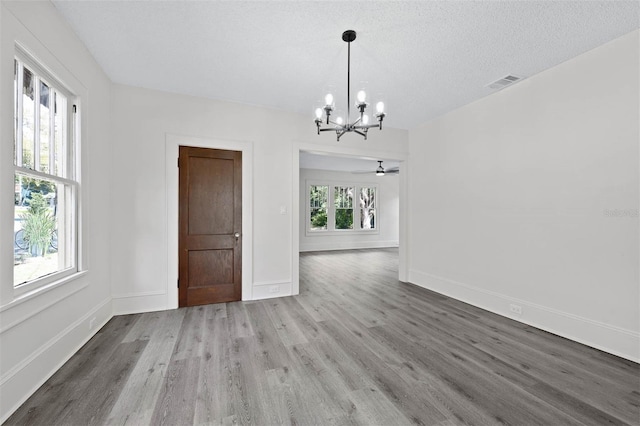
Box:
left=112, top=290, right=168, bottom=315
left=252, top=281, right=292, bottom=300
left=408, top=269, right=639, bottom=363
left=0, top=297, right=113, bottom=423
left=299, top=240, right=399, bottom=252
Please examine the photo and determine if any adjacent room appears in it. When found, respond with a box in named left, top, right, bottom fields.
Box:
left=0, top=1, right=638, bottom=424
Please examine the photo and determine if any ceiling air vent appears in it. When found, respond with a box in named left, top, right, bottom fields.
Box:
left=486, top=75, right=522, bottom=90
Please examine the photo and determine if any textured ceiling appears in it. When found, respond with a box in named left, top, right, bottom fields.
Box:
left=52, top=1, right=639, bottom=130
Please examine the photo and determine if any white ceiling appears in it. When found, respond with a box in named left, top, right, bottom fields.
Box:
left=300, top=151, right=400, bottom=173
left=52, top=1, right=639, bottom=130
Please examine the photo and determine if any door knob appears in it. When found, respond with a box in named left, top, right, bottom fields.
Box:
left=234, top=232, right=241, bottom=240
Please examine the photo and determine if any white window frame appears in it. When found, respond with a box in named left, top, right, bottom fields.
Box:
left=308, top=184, right=329, bottom=231
left=12, top=47, right=81, bottom=296
left=305, top=180, right=380, bottom=236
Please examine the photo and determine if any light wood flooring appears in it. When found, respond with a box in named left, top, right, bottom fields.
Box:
left=6, top=248, right=640, bottom=425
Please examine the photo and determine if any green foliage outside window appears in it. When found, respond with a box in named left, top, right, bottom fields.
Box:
left=310, top=185, right=328, bottom=230
left=335, top=209, right=353, bottom=230
left=21, top=191, right=56, bottom=257
left=311, top=209, right=327, bottom=229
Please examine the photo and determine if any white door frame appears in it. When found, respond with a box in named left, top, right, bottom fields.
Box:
left=292, top=142, right=409, bottom=295
left=166, top=133, right=254, bottom=308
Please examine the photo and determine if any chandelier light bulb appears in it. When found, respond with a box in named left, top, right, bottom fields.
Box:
left=325, top=93, right=334, bottom=106
left=362, top=114, right=370, bottom=125
left=315, top=108, right=323, bottom=119
left=357, top=90, right=367, bottom=103
left=336, top=117, right=344, bottom=125
left=376, top=101, right=385, bottom=113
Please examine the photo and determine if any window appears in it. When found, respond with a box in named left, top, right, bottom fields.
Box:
left=307, top=182, right=378, bottom=233
left=359, top=187, right=376, bottom=230
left=334, top=186, right=354, bottom=230
left=309, top=185, right=328, bottom=230
left=13, top=55, right=77, bottom=289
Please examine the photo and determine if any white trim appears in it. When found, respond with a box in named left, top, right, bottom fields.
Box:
left=292, top=142, right=409, bottom=294
left=292, top=145, right=300, bottom=294
left=15, top=43, right=74, bottom=98
left=251, top=280, right=292, bottom=300
left=13, top=166, right=78, bottom=187
left=408, top=269, right=640, bottom=363
left=0, top=297, right=112, bottom=424
left=165, top=133, right=254, bottom=308
left=0, top=270, right=86, bottom=314
left=253, top=279, right=292, bottom=287
left=300, top=240, right=399, bottom=253
left=11, top=53, right=81, bottom=299
left=111, top=290, right=167, bottom=299
left=0, top=274, right=87, bottom=333
left=111, top=290, right=168, bottom=316
left=112, top=291, right=169, bottom=316
left=398, top=159, right=408, bottom=282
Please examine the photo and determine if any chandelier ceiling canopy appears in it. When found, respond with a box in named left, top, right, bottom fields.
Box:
left=314, top=30, right=386, bottom=141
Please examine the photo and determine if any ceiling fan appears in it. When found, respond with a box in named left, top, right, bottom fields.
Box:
left=352, top=160, right=399, bottom=176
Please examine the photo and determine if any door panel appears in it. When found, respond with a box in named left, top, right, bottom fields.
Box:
left=188, top=157, right=235, bottom=235
left=179, top=146, right=242, bottom=307
left=188, top=250, right=233, bottom=286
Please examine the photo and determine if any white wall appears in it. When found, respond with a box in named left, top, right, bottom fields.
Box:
left=408, top=30, right=639, bottom=361
left=0, top=1, right=113, bottom=421
left=110, top=84, right=409, bottom=310
left=299, top=168, right=399, bottom=252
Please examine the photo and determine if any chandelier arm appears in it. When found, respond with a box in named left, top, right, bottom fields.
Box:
left=354, top=123, right=381, bottom=130
left=354, top=130, right=367, bottom=138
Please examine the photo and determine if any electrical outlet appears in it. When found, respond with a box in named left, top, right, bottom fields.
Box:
left=269, top=285, right=279, bottom=293
left=509, top=304, right=522, bottom=315
left=89, top=317, right=96, bottom=330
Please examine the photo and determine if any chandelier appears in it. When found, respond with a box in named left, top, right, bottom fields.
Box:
left=314, top=30, right=386, bottom=141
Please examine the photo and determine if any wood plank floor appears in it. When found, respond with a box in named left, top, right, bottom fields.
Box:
left=6, top=248, right=640, bottom=425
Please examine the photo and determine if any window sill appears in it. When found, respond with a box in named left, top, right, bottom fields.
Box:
left=305, top=229, right=380, bottom=237
left=1, top=270, right=88, bottom=313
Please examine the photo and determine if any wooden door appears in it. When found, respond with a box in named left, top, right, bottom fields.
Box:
left=179, top=146, right=242, bottom=307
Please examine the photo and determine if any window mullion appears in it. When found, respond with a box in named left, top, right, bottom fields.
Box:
left=14, top=166, right=78, bottom=187
left=34, top=76, right=40, bottom=171
left=68, top=103, right=75, bottom=180
left=15, top=62, right=24, bottom=166
left=49, top=88, right=56, bottom=175
left=356, top=186, right=361, bottom=230
left=328, top=186, right=335, bottom=231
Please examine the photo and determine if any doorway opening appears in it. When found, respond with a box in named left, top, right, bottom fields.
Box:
left=292, top=147, right=408, bottom=295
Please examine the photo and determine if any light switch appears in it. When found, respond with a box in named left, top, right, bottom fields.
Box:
left=280, top=205, right=287, bottom=215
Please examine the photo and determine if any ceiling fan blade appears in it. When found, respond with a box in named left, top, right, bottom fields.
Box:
left=351, top=170, right=375, bottom=174
left=386, top=167, right=400, bottom=173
